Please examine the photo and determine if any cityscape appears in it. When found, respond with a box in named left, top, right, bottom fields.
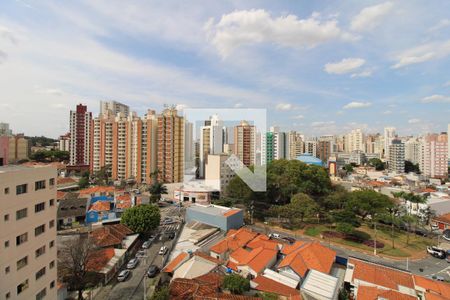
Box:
left=1, top=1, right=450, bottom=300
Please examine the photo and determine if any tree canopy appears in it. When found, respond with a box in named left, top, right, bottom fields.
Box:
left=30, top=149, right=69, bottom=162
left=121, top=204, right=160, bottom=233
left=222, top=274, right=250, bottom=295
left=368, top=158, right=385, bottom=171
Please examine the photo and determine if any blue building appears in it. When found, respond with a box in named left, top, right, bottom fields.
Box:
left=186, top=204, right=244, bottom=231
left=296, top=154, right=324, bottom=166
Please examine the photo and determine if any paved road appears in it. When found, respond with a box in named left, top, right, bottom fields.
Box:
left=249, top=224, right=450, bottom=280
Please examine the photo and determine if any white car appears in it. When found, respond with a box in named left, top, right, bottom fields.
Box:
left=117, top=270, right=130, bottom=282
left=270, top=233, right=280, bottom=239
left=126, top=258, right=139, bottom=269
left=158, top=246, right=168, bottom=255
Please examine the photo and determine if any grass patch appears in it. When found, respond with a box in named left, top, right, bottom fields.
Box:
left=304, top=225, right=328, bottom=237
left=379, top=247, right=410, bottom=257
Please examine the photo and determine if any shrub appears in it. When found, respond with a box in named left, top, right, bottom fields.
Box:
left=222, top=274, right=250, bottom=295
left=363, top=240, right=385, bottom=248
left=346, top=230, right=371, bottom=242
left=323, top=231, right=344, bottom=239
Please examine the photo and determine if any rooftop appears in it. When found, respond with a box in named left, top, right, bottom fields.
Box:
left=413, top=275, right=450, bottom=298
left=301, top=270, right=339, bottom=300
left=91, top=224, right=133, bottom=248
left=187, top=203, right=242, bottom=218
left=356, top=286, right=417, bottom=300
left=433, top=213, right=450, bottom=224
left=252, top=275, right=299, bottom=297
left=210, top=227, right=258, bottom=254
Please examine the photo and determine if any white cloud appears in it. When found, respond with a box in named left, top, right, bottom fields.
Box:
left=276, top=103, right=292, bottom=111
left=233, top=103, right=243, bottom=108
left=291, top=114, right=304, bottom=119
left=392, top=40, right=450, bottom=69
left=350, top=2, right=394, bottom=32
left=207, top=9, right=354, bottom=57
left=311, top=121, right=335, bottom=128
left=343, top=101, right=372, bottom=109
left=408, top=118, right=420, bottom=124
left=324, top=58, right=365, bottom=75
left=350, top=69, right=372, bottom=78
left=429, top=19, right=450, bottom=32
left=421, top=94, right=450, bottom=103
left=383, top=110, right=392, bottom=115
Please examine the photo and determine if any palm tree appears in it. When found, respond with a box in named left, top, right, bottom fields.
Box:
left=148, top=182, right=168, bottom=203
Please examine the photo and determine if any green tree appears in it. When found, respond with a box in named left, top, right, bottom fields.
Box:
left=347, top=190, right=393, bottom=221
left=78, top=177, right=89, bottom=189
left=336, top=222, right=355, bottom=235
left=222, top=274, right=250, bottom=295
left=121, top=204, right=160, bottom=234
left=148, top=182, right=168, bottom=203
left=150, top=285, right=170, bottom=300
left=343, top=164, right=354, bottom=173
left=368, top=158, right=385, bottom=171
left=405, top=160, right=420, bottom=174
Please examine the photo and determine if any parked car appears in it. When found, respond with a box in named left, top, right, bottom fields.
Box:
left=126, top=258, right=139, bottom=269
left=136, top=250, right=146, bottom=258
left=162, top=217, right=176, bottom=225
left=443, top=229, right=450, bottom=241
left=446, top=250, right=450, bottom=263
left=117, top=270, right=130, bottom=282
left=282, top=236, right=296, bottom=244
left=431, top=224, right=439, bottom=231
left=147, top=265, right=160, bottom=278
left=269, top=233, right=280, bottom=239
left=167, top=232, right=176, bottom=240
left=148, top=235, right=157, bottom=242
left=159, top=246, right=168, bottom=255
left=431, top=275, right=445, bottom=281
left=414, top=228, right=428, bottom=237
left=427, top=246, right=446, bottom=259
left=142, top=240, right=152, bottom=249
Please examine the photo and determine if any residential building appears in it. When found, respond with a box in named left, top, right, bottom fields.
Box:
left=205, top=154, right=235, bottom=192
left=384, top=127, right=396, bottom=159
left=0, top=136, right=9, bottom=166
left=186, top=204, right=243, bottom=232
left=304, top=140, right=317, bottom=157
left=199, top=115, right=223, bottom=177
left=185, top=121, right=194, bottom=170
left=0, top=123, right=12, bottom=136
left=157, top=107, right=184, bottom=183
left=8, top=134, right=30, bottom=163
left=0, top=165, right=57, bottom=300
left=58, top=133, right=70, bottom=152
left=317, top=140, right=332, bottom=162
left=261, top=127, right=287, bottom=165
left=346, top=129, right=364, bottom=152
left=405, top=138, right=420, bottom=164
left=419, top=133, right=448, bottom=179
left=233, top=121, right=255, bottom=167
left=287, top=131, right=303, bottom=160
left=388, top=139, right=405, bottom=174
left=69, top=104, right=92, bottom=167
left=448, top=123, right=450, bottom=164
left=99, top=100, right=129, bottom=117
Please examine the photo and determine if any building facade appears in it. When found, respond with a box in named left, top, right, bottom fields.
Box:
left=0, top=165, right=57, bottom=300
left=233, top=121, right=255, bottom=167
left=388, top=139, right=405, bottom=174
left=384, top=127, right=396, bottom=159
left=205, top=154, right=235, bottom=192
left=199, top=115, right=224, bottom=177
left=405, top=138, right=420, bottom=164
left=69, top=104, right=92, bottom=167
left=0, top=123, right=12, bottom=136
left=8, top=134, right=30, bottom=164
left=58, top=133, right=70, bottom=152
left=287, top=131, right=303, bottom=160
left=100, top=100, right=129, bottom=117
left=419, top=133, right=448, bottom=179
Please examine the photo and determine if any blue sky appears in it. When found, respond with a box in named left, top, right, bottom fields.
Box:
left=0, top=0, right=449, bottom=138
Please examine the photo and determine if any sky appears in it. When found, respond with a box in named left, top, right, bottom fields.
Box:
left=0, top=0, right=449, bottom=138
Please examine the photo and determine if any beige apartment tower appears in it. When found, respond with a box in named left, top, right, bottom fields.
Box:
left=233, top=121, right=255, bottom=167
left=0, top=165, right=57, bottom=300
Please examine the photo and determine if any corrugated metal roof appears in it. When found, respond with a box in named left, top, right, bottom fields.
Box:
left=301, top=270, right=339, bottom=300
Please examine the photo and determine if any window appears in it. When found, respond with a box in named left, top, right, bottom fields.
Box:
left=49, top=240, right=54, bottom=248
left=16, top=233, right=28, bottom=246
left=36, top=288, right=46, bottom=300
left=4, top=240, right=9, bottom=248
left=35, top=224, right=45, bottom=236
left=16, top=208, right=27, bottom=220
left=16, top=184, right=27, bottom=195
left=16, top=256, right=28, bottom=270
left=4, top=214, right=9, bottom=221
left=4, top=187, right=9, bottom=194
left=49, top=220, right=55, bottom=228
left=35, top=202, right=45, bottom=213
left=35, top=267, right=46, bottom=280
left=35, top=245, right=46, bottom=258
left=35, top=180, right=46, bottom=191
left=5, top=266, right=10, bottom=274
left=49, top=260, right=55, bottom=269
left=49, top=199, right=55, bottom=206
left=49, top=178, right=55, bottom=186
left=50, top=281, right=55, bottom=289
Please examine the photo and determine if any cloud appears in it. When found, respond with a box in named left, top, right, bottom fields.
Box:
left=343, top=101, right=372, bottom=109
left=0, top=50, right=7, bottom=64
left=350, top=2, right=394, bottom=32
left=429, top=19, right=450, bottom=32
left=383, top=110, right=392, bottom=115
left=324, top=58, right=365, bottom=75
left=408, top=118, right=420, bottom=124
left=392, top=40, right=450, bottom=69
left=207, top=9, right=353, bottom=57
left=233, top=103, right=243, bottom=108
left=350, top=69, right=372, bottom=78
left=444, top=80, right=450, bottom=87
left=311, top=121, right=335, bottom=128
left=276, top=103, right=292, bottom=111
left=421, top=94, right=450, bottom=103
left=0, top=25, right=17, bottom=44
left=175, top=104, right=189, bottom=111
left=291, top=114, right=304, bottom=119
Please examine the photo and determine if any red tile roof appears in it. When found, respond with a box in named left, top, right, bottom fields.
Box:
left=348, top=258, right=415, bottom=290
left=86, top=247, right=115, bottom=271
left=57, top=191, right=67, bottom=200
left=89, top=201, right=111, bottom=212
left=356, top=286, right=417, bottom=300
left=246, top=234, right=281, bottom=250
left=433, top=213, right=450, bottom=225
left=195, top=251, right=223, bottom=264
left=278, top=242, right=336, bottom=278
left=79, top=186, right=115, bottom=196
left=163, top=252, right=189, bottom=273
left=229, top=246, right=277, bottom=274
left=252, top=276, right=299, bottom=297
left=210, top=228, right=258, bottom=254
left=57, top=177, right=77, bottom=185
left=413, top=275, right=450, bottom=299
left=91, top=224, right=133, bottom=248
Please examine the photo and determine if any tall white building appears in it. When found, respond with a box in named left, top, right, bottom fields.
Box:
left=384, top=127, right=396, bottom=159
left=405, top=138, right=420, bottom=164
left=184, top=121, right=194, bottom=170
left=0, top=165, right=57, bottom=300
left=100, top=100, right=129, bottom=116
left=199, top=115, right=224, bottom=177
left=419, top=133, right=448, bottom=179
left=304, top=140, right=318, bottom=157
left=346, top=129, right=364, bottom=152
left=388, top=139, right=405, bottom=174
left=287, top=131, right=304, bottom=159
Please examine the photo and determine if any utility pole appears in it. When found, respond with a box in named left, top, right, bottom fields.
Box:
left=406, top=257, right=409, bottom=271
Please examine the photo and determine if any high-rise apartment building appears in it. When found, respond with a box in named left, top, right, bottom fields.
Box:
left=0, top=136, right=9, bottom=166
left=69, top=104, right=92, bottom=167
left=317, top=140, right=332, bottom=162
left=345, top=129, right=364, bottom=152
left=405, top=138, right=420, bottom=164
left=448, top=124, right=450, bottom=164
left=419, top=133, right=448, bottom=179
left=58, top=133, right=70, bottom=152
left=261, top=127, right=287, bottom=165
left=304, top=140, right=317, bottom=157
left=100, top=100, right=129, bottom=117
left=388, top=139, right=405, bottom=174
left=157, top=107, right=184, bottom=183
left=205, top=154, right=235, bottom=192
left=91, top=110, right=158, bottom=184
left=233, top=121, right=255, bottom=167
left=287, top=131, right=303, bottom=160
left=384, top=127, right=396, bottom=159
left=0, top=123, right=12, bottom=136
left=185, top=121, right=194, bottom=170
left=0, top=165, right=57, bottom=300
left=8, top=134, right=30, bottom=164
left=199, top=115, right=224, bottom=177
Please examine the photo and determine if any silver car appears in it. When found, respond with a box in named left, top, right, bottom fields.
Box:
left=117, top=270, right=130, bottom=282
left=127, top=258, right=139, bottom=269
